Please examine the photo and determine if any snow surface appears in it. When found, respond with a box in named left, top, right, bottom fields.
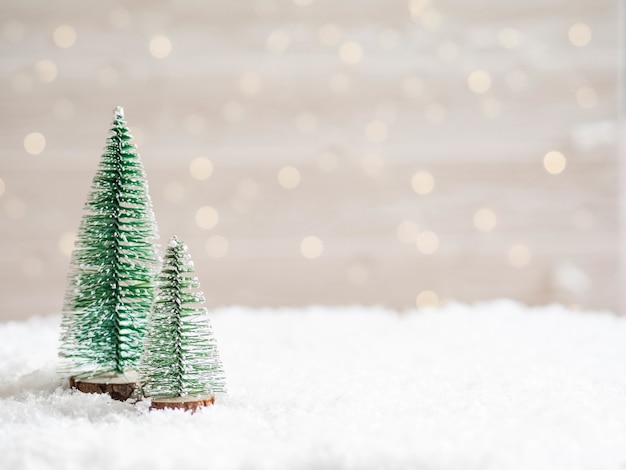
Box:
left=2, top=302, right=626, bottom=470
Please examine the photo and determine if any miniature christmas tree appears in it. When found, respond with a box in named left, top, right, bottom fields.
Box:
left=59, top=106, right=160, bottom=389
left=140, top=236, right=226, bottom=410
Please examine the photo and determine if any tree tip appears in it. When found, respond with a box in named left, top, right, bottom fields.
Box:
left=114, top=105, right=125, bottom=119
left=168, top=235, right=181, bottom=248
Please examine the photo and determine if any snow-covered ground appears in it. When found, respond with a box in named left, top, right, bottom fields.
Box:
left=1, top=302, right=626, bottom=470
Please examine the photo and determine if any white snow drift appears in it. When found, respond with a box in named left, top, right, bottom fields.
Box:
left=1, top=301, right=626, bottom=470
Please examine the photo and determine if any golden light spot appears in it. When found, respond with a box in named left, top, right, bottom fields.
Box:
left=239, top=72, right=263, bottom=95
left=278, top=166, right=301, bottom=189
left=425, top=104, right=446, bottom=124
left=480, top=98, right=502, bottom=119
left=572, top=209, right=594, bottom=230
left=416, top=231, right=439, bottom=254
left=22, top=256, right=44, bottom=279
left=183, top=113, right=206, bottom=134
left=266, top=30, right=291, bottom=54
left=206, top=235, right=229, bottom=258
left=11, top=72, right=33, bottom=94
left=329, top=72, right=351, bottom=94
left=437, top=41, right=458, bottom=62
left=164, top=181, right=185, bottom=203
left=468, top=70, right=491, bottom=94
left=568, top=23, right=591, bottom=47
left=189, top=157, right=213, bottom=180
left=149, top=35, right=172, bottom=58
left=301, top=236, right=323, bottom=259
left=97, top=66, right=118, bottom=88
left=53, top=25, right=76, bottom=48
left=318, top=23, right=343, bottom=46
left=195, top=206, right=219, bottom=230
left=543, top=151, right=566, bottom=175
left=402, top=76, right=424, bottom=98
left=294, top=0, right=313, bottom=5
left=365, top=119, right=388, bottom=143
left=237, top=178, right=259, bottom=201
left=0, top=178, right=4, bottom=197
left=346, top=263, right=369, bottom=285
left=316, top=150, right=338, bottom=172
left=58, top=231, right=76, bottom=257
left=109, top=7, right=130, bottom=28
left=397, top=220, right=419, bottom=244
left=498, top=28, right=521, bottom=49
left=5, top=197, right=25, bottom=218
left=408, top=0, right=432, bottom=16
left=361, top=153, right=385, bottom=176
left=295, top=112, right=317, bottom=133
left=379, top=29, right=400, bottom=48
left=53, top=98, right=74, bottom=120
left=505, top=69, right=527, bottom=92
left=24, top=132, right=46, bottom=155
left=222, top=101, right=245, bottom=123
left=411, top=171, right=434, bottom=194
left=416, top=290, right=439, bottom=308
left=473, top=208, right=497, bottom=232
left=419, top=9, right=442, bottom=31
left=508, top=244, right=531, bottom=268
left=34, top=59, right=57, bottom=82
left=338, top=41, right=363, bottom=65
left=3, top=20, right=24, bottom=42
left=576, top=86, right=597, bottom=108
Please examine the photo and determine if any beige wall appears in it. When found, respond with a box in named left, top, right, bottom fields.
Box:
left=0, top=0, right=620, bottom=320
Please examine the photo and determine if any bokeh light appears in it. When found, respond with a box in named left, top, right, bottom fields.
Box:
left=189, top=157, right=213, bottom=181
left=23, top=132, right=46, bottom=155
left=278, top=166, right=301, bottom=189
left=338, top=41, right=363, bottom=64
left=543, top=151, right=566, bottom=175
left=468, top=70, right=492, bottom=94
left=568, top=23, right=591, bottom=47
left=473, top=208, right=497, bottom=232
left=53, top=25, right=76, bottom=48
left=195, top=206, right=219, bottom=230
left=416, top=231, right=439, bottom=254
left=301, top=236, right=323, bottom=259
left=508, top=244, right=531, bottom=268
left=34, top=59, right=57, bottom=82
left=411, top=171, right=435, bottom=194
left=149, top=35, right=172, bottom=58
left=416, top=290, right=439, bottom=308
left=58, top=231, right=76, bottom=257
left=239, top=72, right=263, bottom=95
left=397, top=221, right=419, bottom=244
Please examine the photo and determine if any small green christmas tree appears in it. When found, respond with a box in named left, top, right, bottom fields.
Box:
left=59, top=106, right=160, bottom=378
left=140, top=236, right=226, bottom=401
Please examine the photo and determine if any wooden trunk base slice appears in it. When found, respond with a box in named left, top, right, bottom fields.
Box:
left=69, top=371, right=138, bottom=401
left=150, top=394, right=215, bottom=412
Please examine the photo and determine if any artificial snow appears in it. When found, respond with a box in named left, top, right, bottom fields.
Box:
left=1, top=302, right=626, bottom=470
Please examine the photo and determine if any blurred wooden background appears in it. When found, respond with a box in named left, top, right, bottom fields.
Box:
left=0, top=0, right=620, bottom=320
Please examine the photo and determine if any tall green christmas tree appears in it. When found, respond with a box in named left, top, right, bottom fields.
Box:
left=140, top=236, right=226, bottom=400
left=59, top=106, right=160, bottom=378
